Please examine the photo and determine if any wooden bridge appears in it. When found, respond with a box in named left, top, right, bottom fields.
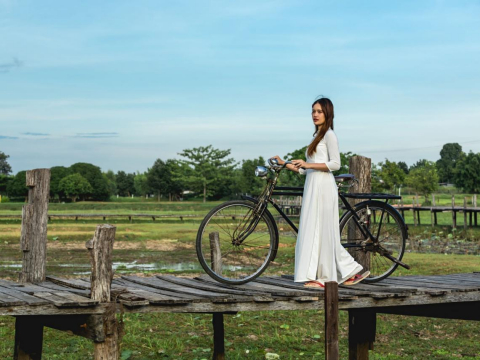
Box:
left=2, top=272, right=480, bottom=359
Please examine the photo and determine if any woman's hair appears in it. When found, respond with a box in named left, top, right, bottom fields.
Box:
left=307, top=97, right=334, bottom=157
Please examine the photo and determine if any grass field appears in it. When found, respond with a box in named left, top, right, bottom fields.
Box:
left=0, top=201, right=479, bottom=359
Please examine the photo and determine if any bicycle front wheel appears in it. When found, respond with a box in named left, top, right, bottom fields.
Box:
left=339, top=200, right=407, bottom=283
left=196, top=200, right=278, bottom=285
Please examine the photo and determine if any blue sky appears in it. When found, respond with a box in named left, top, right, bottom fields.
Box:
left=1, top=0, right=480, bottom=174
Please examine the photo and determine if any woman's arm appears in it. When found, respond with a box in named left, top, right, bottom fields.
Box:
left=291, top=131, right=341, bottom=172
left=270, top=155, right=300, bottom=173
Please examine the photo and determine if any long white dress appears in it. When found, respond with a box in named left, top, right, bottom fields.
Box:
left=294, top=128, right=363, bottom=284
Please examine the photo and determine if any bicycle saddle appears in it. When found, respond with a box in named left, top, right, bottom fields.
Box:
left=334, top=174, right=355, bottom=182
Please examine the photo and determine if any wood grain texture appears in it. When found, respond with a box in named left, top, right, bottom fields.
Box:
left=19, top=169, right=51, bottom=284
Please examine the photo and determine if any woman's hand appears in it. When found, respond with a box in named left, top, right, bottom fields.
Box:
left=271, top=155, right=285, bottom=165
left=292, top=159, right=308, bottom=169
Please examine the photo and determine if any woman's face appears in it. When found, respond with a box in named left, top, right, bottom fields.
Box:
left=312, top=103, right=325, bottom=127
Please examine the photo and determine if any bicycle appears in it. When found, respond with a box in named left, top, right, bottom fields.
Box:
left=196, top=158, right=410, bottom=285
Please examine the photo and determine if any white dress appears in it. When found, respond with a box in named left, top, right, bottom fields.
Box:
left=294, top=128, right=363, bottom=284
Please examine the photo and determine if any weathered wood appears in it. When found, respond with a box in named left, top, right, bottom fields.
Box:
left=348, top=310, right=375, bottom=360
left=20, top=169, right=51, bottom=284
left=86, top=224, right=121, bottom=360
left=348, top=156, right=371, bottom=271
left=452, top=195, right=456, bottom=229
left=41, top=314, right=105, bottom=342
left=209, top=232, right=222, bottom=275
left=464, top=197, right=468, bottom=230
left=325, top=282, right=339, bottom=360
left=212, top=313, right=225, bottom=360
left=14, top=316, right=44, bottom=360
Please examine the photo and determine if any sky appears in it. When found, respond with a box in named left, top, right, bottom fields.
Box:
left=1, top=0, right=480, bottom=174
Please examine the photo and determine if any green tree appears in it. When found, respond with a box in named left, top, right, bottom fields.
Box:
left=453, top=151, right=480, bottom=193
left=0, top=174, right=12, bottom=195
left=58, top=173, right=93, bottom=202
left=69, top=163, right=110, bottom=201
left=147, top=159, right=170, bottom=201
left=50, top=166, right=71, bottom=200
left=134, top=172, right=151, bottom=197
left=164, top=159, right=188, bottom=200
left=405, top=161, right=439, bottom=201
left=116, top=171, right=135, bottom=197
left=234, top=156, right=267, bottom=196
left=6, top=171, right=28, bottom=201
left=397, top=161, right=409, bottom=175
left=178, top=145, right=236, bottom=202
left=376, top=160, right=406, bottom=192
left=0, top=151, right=12, bottom=175
left=103, top=170, right=117, bottom=197
left=436, top=143, right=463, bottom=184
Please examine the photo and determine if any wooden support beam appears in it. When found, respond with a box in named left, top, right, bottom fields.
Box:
left=348, top=156, right=371, bottom=271
left=14, top=316, right=44, bottom=360
left=348, top=310, right=376, bottom=360
left=86, top=224, right=121, bottom=360
left=452, top=195, right=456, bottom=229
left=41, top=315, right=105, bottom=342
left=464, top=197, right=468, bottom=231
left=210, top=233, right=226, bottom=360
left=19, top=169, right=51, bottom=284
left=212, top=313, right=225, bottom=360
left=325, top=282, right=339, bottom=360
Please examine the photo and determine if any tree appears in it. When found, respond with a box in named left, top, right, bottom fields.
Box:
left=405, top=161, right=439, bottom=201
left=134, top=172, right=151, bottom=197
left=50, top=166, right=71, bottom=200
left=147, top=159, right=170, bottom=201
left=103, top=170, right=117, bottom=197
left=69, top=163, right=110, bottom=201
left=376, top=160, right=406, bottom=192
left=410, top=159, right=431, bottom=171
left=58, top=173, right=93, bottom=202
left=116, top=171, right=135, bottom=197
left=453, top=151, right=480, bottom=193
left=178, top=146, right=236, bottom=202
left=0, top=151, right=12, bottom=175
left=6, top=171, right=28, bottom=201
left=0, top=174, right=11, bottom=195
left=234, top=156, right=267, bottom=196
left=436, top=143, right=463, bottom=184
left=397, top=161, right=409, bottom=175
left=279, top=146, right=307, bottom=187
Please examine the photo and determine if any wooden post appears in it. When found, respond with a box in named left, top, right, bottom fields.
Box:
left=86, top=225, right=121, bottom=360
left=348, top=310, right=376, bottom=360
left=325, top=282, right=339, bottom=360
left=19, top=169, right=51, bottom=284
left=431, top=206, right=434, bottom=228
left=348, top=156, right=371, bottom=271
left=412, top=207, right=417, bottom=227
left=464, top=197, right=468, bottom=231
left=452, top=195, right=456, bottom=229
left=209, top=232, right=222, bottom=275
left=432, top=194, right=436, bottom=207
left=210, top=232, right=225, bottom=360
left=14, top=316, right=44, bottom=360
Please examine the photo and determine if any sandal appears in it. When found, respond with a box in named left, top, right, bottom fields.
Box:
left=343, top=271, right=370, bottom=285
left=304, top=281, right=325, bottom=288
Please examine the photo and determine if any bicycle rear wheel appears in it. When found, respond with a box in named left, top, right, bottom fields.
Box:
left=196, top=200, right=278, bottom=285
left=339, top=200, right=407, bottom=283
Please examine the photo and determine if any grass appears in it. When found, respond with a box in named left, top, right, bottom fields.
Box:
left=0, top=202, right=480, bottom=359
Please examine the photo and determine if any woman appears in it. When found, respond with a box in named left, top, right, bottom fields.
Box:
left=272, top=97, right=369, bottom=288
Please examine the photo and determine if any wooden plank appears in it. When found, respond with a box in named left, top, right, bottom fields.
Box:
left=158, top=275, right=274, bottom=302
left=0, top=292, right=26, bottom=306
left=0, top=286, right=49, bottom=306
left=122, top=276, right=240, bottom=303
left=32, top=292, right=84, bottom=308
left=113, top=279, right=204, bottom=302
left=51, top=292, right=98, bottom=307
left=197, top=275, right=327, bottom=298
